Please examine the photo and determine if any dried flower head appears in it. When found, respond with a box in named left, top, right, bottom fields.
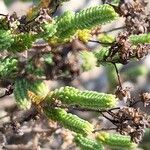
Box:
left=112, top=107, right=149, bottom=143
left=134, top=44, right=150, bottom=59
left=107, top=32, right=132, bottom=64
left=140, top=92, right=150, bottom=107
left=119, top=0, right=149, bottom=34
left=115, top=86, right=131, bottom=102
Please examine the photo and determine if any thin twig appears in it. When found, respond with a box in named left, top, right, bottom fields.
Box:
left=0, top=94, right=7, bottom=99
left=104, top=26, right=126, bottom=33
left=130, top=100, right=141, bottom=107
left=0, top=13, right=7, bottom=17
left=113, top=63, right=122, bottom=89
left=107, top=107, right=120, bottom=111
left=101, top=112, right=117, bottom=126
left=88, top=40, right=113, bottom=45
left=93, top=127, right=117, bottom=133
left=0, top=114, right=9, bottom=120
left=58, top=104, right=120, bottom=113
